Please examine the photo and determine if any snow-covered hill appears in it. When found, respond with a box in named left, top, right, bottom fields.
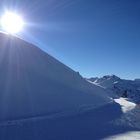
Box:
left=0, top=33, right=140, bottom=140
left=0, top=33, right=112, bottom=121
left=87, top=75, right=140, bottom=104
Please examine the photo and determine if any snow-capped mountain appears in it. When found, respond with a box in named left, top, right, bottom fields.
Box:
left=87, top=75, right=140, bottom=104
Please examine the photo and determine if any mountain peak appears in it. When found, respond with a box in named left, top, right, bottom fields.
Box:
left=102, top=75, right=120, bottom=80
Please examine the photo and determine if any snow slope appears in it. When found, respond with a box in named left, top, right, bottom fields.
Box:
left=0, top=33, right=140, bottom=140
left=0, top=33, right=111, bottom=121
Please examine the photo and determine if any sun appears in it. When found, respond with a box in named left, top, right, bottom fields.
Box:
left=0, top=11, right=24, bottom=34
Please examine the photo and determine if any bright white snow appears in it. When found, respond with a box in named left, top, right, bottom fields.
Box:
left=114, top=98, right=136, bottom=113
left=103, top=131, right=140, bottom=140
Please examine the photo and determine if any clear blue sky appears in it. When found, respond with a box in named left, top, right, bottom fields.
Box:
left=0, top=0, right=140, bottom=79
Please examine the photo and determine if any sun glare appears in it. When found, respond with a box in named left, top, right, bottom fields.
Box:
left=0, top=11, right=24, bottom=34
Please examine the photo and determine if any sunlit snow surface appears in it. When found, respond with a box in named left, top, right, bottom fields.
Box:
left=103, top=131, right=140, bottom=140
left=114, top=98, right=136, bottom=113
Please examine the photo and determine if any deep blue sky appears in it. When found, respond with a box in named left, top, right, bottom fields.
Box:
left=0, top=0, right=140, bottom=79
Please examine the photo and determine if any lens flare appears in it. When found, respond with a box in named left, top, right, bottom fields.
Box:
left=1, top=11, right=24, bottom=34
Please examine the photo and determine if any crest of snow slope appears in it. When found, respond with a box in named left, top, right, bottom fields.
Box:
left=0, top=33, right=111, bottom=121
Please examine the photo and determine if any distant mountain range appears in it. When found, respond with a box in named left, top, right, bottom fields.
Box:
left=87, top=75, right=140, bottom=104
